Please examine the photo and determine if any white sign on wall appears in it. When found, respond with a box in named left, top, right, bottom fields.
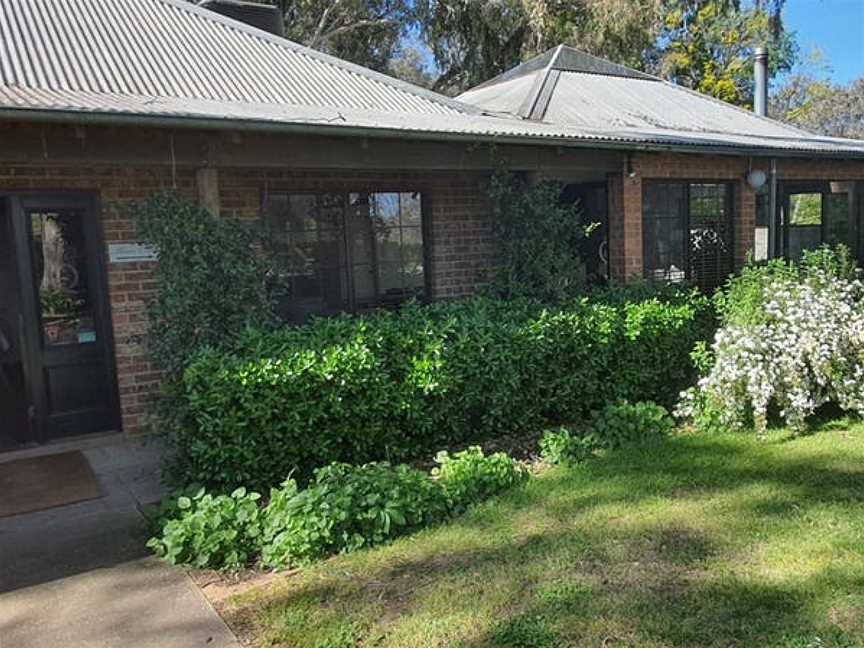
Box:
left=108, top=242, right=158, bottom=264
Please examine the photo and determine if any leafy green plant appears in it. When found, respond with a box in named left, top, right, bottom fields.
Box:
left=539, top=427, right=599, bottom=465
left=488, top=170, right=590, bottom=302
left=261, top=462, right=449, bottom=569
left=589, top=401, right=674, bottom=449
left=132, top=190, right=276, bottom=377
left=433, top=446, right=530, bottom=512
left=173, top=289, right=712, bottom=491
left=146, top=487, right=263, bottom=569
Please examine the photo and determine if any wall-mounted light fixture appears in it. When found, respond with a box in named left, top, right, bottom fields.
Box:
left=746, top=168, right=767, bottom=190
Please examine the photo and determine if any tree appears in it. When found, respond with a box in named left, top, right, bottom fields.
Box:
left=414, top=0, right=665, bottom=95
left=771, top=52, right=864, bottom=139
left=269, top=0, right=414, bottom=72
left=658, top=0, right=797, bottom=106
left=386, top=45, right=436, bottom=88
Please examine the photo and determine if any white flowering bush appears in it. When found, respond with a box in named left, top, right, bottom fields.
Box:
left=677, top=247, right=864, bottom=434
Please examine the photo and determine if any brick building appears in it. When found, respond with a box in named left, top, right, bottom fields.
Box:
left=1, top=0, right=863, bottom=449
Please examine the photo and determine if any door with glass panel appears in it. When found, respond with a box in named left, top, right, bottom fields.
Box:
left=7, top=194, right=119, bottom=442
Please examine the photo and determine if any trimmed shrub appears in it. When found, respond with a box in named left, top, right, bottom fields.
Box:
left=261, top=462, right=449, bottom=568
left=589, top=401, right=674, bottom=449
left=173, top=290, right=712, bottom=490
left=146, top=487, right=263, bottom=569
left=539, top=427, right=599, bottom=465
left=432, top=446, right=530, bottom=512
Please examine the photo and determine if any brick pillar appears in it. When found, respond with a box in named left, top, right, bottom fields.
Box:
left=608, top=161, right=644, bottom=282
left=607, top=173, right=625, bottom=281
left=734, top=178, right=756, bottom=270
left=621, top=159, right=643, bottom=280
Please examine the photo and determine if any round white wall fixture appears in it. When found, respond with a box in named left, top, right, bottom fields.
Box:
left=747, top=169, right=767, bottom=190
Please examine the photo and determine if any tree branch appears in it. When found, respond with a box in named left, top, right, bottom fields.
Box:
left=315, top=18, right=397, bottom=45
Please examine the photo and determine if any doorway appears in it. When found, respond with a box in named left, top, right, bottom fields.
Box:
left=561, top=183, right=609, bottom=285
left=0, top=194, right=119, bottom=448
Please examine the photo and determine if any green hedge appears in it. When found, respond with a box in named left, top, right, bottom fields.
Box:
left=173, top=291, right=713, bottom=490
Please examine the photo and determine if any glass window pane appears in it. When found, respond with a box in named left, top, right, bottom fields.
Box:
left=371, top=193, right=401, bottom=228
left=825, top=193, right=851, bottom=247
left=789, top=193, right=822, bottom=225
left=267, top=194, right=347, bottom=322
left=400, top=193, right=423, bottom=228
left=788, top=226, right=822, bottom=260
left=351, top=264, right=377, bottom=305
left=643, top=183, right=686, bottom=281
left=689, top=184, right=732, bottom=291
left=29, top=211, right=97, bottom=346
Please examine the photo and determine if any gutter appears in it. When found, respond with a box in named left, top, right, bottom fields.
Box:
left=2, top=106, right=864, bottom=161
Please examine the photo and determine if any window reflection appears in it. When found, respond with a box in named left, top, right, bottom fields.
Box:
left=267, top=191, right=426, bottom=323
left=29, top=212, right=97, bottom=346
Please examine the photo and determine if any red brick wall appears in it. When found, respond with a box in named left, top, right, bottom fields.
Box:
left=3, top=154, right=861, bottom=437
left=0, top=164, right=494, bottom=435
left=608, top=153, right=864, bottom=281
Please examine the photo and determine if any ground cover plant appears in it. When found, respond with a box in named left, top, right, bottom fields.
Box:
left=222, top=421, right=864, bottom=648
left=173, top=290, right=712, bottom=490
left=678, top=246, right=864, bottom=433
left=148, top=448, right=529, bottom=571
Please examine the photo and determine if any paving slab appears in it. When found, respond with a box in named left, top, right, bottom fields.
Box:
left=0, top=437, right=241, bottom=648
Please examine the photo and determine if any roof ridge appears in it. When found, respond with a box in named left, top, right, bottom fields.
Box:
left=516, top=44, right=562, bottom=119
left=154, top=0, right=484, bottom=116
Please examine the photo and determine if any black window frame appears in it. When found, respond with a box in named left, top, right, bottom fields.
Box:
left=642, top=180, right=735, bottom=291
left=779, top=181, right=857, bottom=260
left=264, top=189, right=432, bottom=322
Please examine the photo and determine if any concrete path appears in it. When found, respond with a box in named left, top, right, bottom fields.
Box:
left=0, top=438, right=241, bottom=648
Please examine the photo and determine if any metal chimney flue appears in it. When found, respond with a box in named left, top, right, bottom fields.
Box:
left=754, top=46, right=768, bottom=117
left=199, top=0, right=284, bottom=37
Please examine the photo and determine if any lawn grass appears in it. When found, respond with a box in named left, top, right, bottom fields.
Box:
left=225, top=421, right=864, bottom=647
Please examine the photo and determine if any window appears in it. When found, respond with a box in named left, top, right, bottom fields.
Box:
left=782, top=186, right=854, bottom=260
left=787, top=192, right=823, bottom=260
left=266, top=191, right=426, bottom=322
left=643, top=182, right=734, bottom=291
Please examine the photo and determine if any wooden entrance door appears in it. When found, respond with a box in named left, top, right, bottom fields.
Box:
left=7, top=194, right=119, bottom=442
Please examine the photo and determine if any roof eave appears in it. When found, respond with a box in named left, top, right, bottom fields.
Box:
left=2, top=106, right=864, bottom=160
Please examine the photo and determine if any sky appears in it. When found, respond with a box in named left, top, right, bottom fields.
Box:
left=783, top=0, right=864, bottom=83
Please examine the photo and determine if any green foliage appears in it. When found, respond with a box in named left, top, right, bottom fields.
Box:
left=280, top=0, right=414, bottom=73
left=771, top=50, right=864, bottom=140
left=432, top=446, right=530, bottom=512
left=660, top=0, right=797, bottom=107
left=715, top=245, right=859, bottom=327
left=146, top=487, right=263, bottom=569
left=539, top=427, right=598, bottom=465
left=132, top=190, right=275, bottom=377
left=261, top=463, right=449, bottom=568
left=172, top=290, right=712, bottom=491
left=414, top=0, right=664, bottom=94
left=488, top=172, right=589, bottom=302
left=589, top=401, right=674, bottom=449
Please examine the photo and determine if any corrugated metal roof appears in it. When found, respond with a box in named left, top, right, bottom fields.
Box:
left=5, top=84, right=864, bottom=158
left=458, top=45, right=864, bottom=156
left=0, top=0, right=473, bottom=116
left=1, top=3, right=863, bottom=158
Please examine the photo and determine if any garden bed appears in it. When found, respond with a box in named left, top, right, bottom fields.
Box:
left=216, top=420, right=864, bottom=647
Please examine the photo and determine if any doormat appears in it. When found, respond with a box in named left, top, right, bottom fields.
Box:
left=0, top=451, right=103, bottom=518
